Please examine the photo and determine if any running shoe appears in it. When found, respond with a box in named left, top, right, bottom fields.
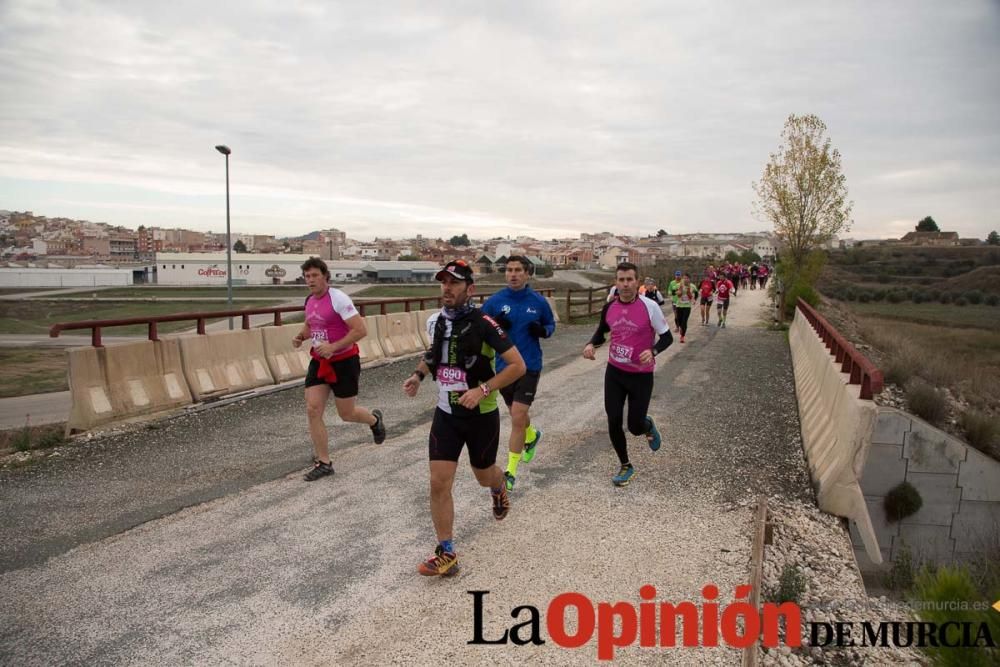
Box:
left=504, top=471, right=516, bottom=492
left=491, top=485, right=510, bottom=520
left=417, top=545, right=459, bottom=576
left=722, top=321, right=726, bottom=329
left=612, top=464, right=635, bottom=487
left=304, top=460, right=333, bottom=481
left=646, top=416, right=662, bottom=452
left=522, top=428, right=542, bottom=463
left=371, top=409, right=386, bottom=444
left=680, top=335, right=686, bottom=343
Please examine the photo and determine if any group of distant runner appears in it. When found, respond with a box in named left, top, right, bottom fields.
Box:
left=290, top=255, right=768, bottom=576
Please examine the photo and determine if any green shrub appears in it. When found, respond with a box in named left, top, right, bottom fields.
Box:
left=783, top=280, right=819, bottom=319
left=877, top=273, right=890, bottom=284
left=872, top=288, right=886, bottom=302
left=927, top=289, right=941, bottom=302
left=906, top=379, right=947, bottom=425
left=13, top=427, right=31, bottom=452
left=986, top=293, right=999, bottom=306
left=36, top=430, right=65, bottom=449
left=885, top=481, right=923, bottom=522
left=964, top=289, right=983, bottom=305
left=768, top=564, right=806, bottom=604
left=883, top=543, right=917, bottom=591
left=959, top=410, right=999, bottom=459
left=887, top=290, right=905, bottom=303
left=844, top=286, right=858, bottom=301
left=884, top=348, right=920, bottom=386
left=955, top=296, right=968, bottom=306
left=912, top=292, right=924, bottom=304
left=858, top=290, right=872, bottom=303
left=911, top=565, right=1000, bottom=667
left=939, top=292, right=954, bottom=304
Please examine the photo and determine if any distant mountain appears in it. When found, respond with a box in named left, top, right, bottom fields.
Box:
left=278, top=231, right=320, bottom=242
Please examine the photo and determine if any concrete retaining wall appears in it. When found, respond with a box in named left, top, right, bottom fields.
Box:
left=852, top=408, right=1000, bottom=572
left=66, top=340, right=192, bottom=432
left=788, top=309, right=882, bottom=563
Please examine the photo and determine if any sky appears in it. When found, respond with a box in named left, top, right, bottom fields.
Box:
left=1, top=1, right=998, bottom=242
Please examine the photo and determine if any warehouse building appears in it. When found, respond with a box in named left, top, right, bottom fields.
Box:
left=154, top=253, right=440, bottom=285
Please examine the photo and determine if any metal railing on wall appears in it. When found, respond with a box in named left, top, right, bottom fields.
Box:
left=48, top=289, right=553, bottom=347
left=796, top=297, right=883, bottom=399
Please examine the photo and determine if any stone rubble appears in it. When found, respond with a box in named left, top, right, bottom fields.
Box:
left=757, top=497, right=925, bottom=666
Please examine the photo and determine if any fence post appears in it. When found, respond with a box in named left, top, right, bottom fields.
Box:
left=565, top=288, right=573, bottom=322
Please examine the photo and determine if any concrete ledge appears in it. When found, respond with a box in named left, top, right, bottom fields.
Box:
left=375, top=313, right=422, bottom=357
left=178, top=329, right=274, bottom=401
left=261, top=323, right=310, bottom=382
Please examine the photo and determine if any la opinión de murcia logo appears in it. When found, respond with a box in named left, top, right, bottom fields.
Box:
left=467, top=587, right=997, bottom=661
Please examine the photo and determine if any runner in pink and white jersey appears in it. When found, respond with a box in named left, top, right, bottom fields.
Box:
left=292, top=258, right=386, bottom=481
left=583, top=262, right=673, bottom=487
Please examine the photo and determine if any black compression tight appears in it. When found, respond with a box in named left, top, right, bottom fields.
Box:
left=676, top=307, right=691, bottom=337
left=604, top=364, right=654, bottom=465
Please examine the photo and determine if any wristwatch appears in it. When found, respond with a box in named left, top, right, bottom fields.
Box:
left=480, top=382, right=491, bottom=396
left=413, top=369, right=426, bottom=382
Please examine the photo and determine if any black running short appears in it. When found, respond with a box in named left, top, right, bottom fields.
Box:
left=717, top=299, right=730, bottom=310
left=429, top=408, right=500, bottom=469
left=304, top=355, right=361, bottom=398
left=500, top=370, right=541, bottom=407
left=700, top=296, right=712, bottom=306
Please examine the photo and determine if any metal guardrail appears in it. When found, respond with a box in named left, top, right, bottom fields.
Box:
left=564, top=284, right=614, bottom=322
left=796, top=297, right=883, bottom=399
left=48, top=289, right=553, bottom=347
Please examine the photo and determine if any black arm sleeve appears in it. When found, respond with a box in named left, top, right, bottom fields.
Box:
left=653, top=330, right=674, bottom=356
left=589, top=302, right=613, bottom=346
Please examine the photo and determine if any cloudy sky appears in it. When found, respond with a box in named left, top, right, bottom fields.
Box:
left=1, top=1, right=998, bottom=241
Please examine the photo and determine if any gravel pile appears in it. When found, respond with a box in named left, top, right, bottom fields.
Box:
left=759, top=497, right=924, bottom=666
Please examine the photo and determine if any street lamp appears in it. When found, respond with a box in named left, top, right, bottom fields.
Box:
left=215, top=144, right=233, bottom=329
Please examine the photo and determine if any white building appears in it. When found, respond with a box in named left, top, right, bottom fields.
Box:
left=0, top=267, right=133, bottom=288
left=154, top=253, right=441, bottom=285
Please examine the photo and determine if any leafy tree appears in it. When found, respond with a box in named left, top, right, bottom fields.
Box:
left=398, top=254, right=421, bottom=261
left=916, top=216, right=939, bottom=232
left=449, top=234, right=470, bottom=247
left=752, top=113, right=852, bottom=283
left=233, top=239, right=247, bottom=253
left=656, top=229, right=668, bottom=237
left=987, top=230, right=999, bottom=246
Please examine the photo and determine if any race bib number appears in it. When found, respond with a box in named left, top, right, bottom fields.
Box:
left=310, top=330, right=328, bottom=348
left=436, top=365, right=469, bottom=391
left=610, top=342, right=634, bottom=364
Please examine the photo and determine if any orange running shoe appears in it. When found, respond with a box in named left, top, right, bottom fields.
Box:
left=417, top=545, right=459, bottom=576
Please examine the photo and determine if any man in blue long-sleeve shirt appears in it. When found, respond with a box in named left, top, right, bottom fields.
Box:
left=482, top=256, right=556, bottom=491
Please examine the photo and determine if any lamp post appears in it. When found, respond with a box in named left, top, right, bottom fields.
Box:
left=215, top=144, right=233, bottom=329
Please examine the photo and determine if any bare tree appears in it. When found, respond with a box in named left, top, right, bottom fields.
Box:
left=752, top=114, right=853, bottom=275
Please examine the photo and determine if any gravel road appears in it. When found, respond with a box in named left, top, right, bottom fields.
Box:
left=1, top=288, right=814, bottom=665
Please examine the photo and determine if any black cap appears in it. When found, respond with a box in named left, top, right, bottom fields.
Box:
left=435, top=259, right=474, bottom=283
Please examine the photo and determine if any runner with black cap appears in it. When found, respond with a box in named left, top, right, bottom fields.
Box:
left=403, top=259, right=527, bottom=576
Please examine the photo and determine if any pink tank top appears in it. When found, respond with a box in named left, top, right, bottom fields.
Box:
left=606, top=296, right=669, bottom=373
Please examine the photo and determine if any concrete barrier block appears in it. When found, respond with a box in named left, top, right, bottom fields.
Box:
left=871, top=409, right=911, bottom=445
left=261, top=323, right=310, bottom=382
left=178, top=334, right=230, bottom=400
left=900, top=472, right=961, bottom=527
left=413, top=310, right=438, bottom=348
left=860, top=444, right=907, bottom=496
left=958, top=446, right=1000, bottom=502
left=357, top=315, right=384, bottom=364
left=67, top=340, right=193, bottom=432
left=213, top=329, right=273, bottom=391
left=903, top=427, right=967, bottom=474
left=376, top=313, right=422, bottom=357
left=66, top=346, right=113, bottom=431
left=894, top=525, right=955, bottom=564
left=951, top=500, right=1000, bottom=553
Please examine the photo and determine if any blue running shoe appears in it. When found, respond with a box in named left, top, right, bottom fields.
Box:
left=646, top=416, right=661, bottom=452
left=612, top=464, right=635, bottom=487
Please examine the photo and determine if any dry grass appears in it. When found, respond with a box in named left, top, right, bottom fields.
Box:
left=0, top=348, right=68, bottom=398
left=959, top=411, right=1000, bottom=459
left=905, top=379, right=948, bottom=425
